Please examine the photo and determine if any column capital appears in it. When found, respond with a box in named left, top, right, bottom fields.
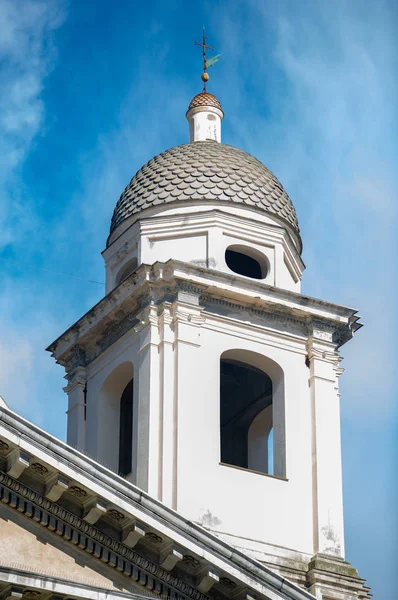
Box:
left=63, top=366, right=87, bottom=394
left=306, top=339, right=344, bottom=384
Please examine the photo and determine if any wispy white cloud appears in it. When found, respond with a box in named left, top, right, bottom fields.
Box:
left=211, top=0, right=398, bottom=422
left=0, top=0, right=67, bottom=429
left=209, top=2, right=397, bottom=595
left=0, top=0, right=66, bottom=245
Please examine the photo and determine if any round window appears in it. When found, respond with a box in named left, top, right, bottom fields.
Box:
left=225, top=246, right=268, bottom=280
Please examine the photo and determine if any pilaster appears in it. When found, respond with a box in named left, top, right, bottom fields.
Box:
left=159, top=302, right=176, bottom=507
left=64, top=366, right=87, bottom=450
left=134, top=302, right=160, bottom=493
left=307, top=334, right=345, bottom=558
left=306, top=554, right=372, bottom=599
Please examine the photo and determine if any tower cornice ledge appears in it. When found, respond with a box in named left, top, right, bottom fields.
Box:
left=47, top=260, right=362, bottom=373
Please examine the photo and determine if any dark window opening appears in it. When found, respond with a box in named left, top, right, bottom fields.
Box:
left=119, top=378, right=133, bottom=476
left=220, top=359, right=273, bottom=473
left=225, top=249, right=265, bottom=279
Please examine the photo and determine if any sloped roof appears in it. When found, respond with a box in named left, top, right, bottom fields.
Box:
left=0, top=405, right=316, bottom=600
left=187, top=92, right=223, bottom=112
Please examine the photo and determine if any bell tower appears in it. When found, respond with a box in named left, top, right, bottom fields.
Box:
left=48, top=63, right=369, bottom=598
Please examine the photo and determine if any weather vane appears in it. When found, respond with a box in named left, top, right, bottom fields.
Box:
left=194, top=27, right=220, bottom=92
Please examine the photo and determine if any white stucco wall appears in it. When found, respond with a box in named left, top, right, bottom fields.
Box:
left=62, top=193, right=349, bottom=563
left=103, top=205, right=304, bottom=294
left=67, top=287, right=345, bottom=559
left=186, top=105, right=223, bottom=143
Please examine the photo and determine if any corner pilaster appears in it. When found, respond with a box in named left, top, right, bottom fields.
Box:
left=134, top=302, right=160, bottom=494
left=64, top=366, right=87, bottom=450
left=307, top=333, right=345, bottom=558
left=306, top=554, right=371, bottom=599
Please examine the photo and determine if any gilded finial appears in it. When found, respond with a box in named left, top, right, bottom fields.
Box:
left=194, top=27, right=220, bottom=92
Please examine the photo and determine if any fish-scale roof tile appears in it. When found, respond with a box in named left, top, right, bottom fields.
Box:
left=109, top=142, right=300, bottom=248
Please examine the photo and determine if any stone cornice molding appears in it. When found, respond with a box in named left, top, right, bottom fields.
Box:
left=0, top=565, right=150, bottom=600
left=47, top=260, right=362, bottom=375
left=306, top=340, right=339, bottom=363
left=0, top=407, right=316, bottom=600
left=0, top=471, right=209, bottom=600
left=63, top=366, right=87, bottom=394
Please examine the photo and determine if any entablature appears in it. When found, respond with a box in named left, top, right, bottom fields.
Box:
left=47, top=260, right=362, bottom=376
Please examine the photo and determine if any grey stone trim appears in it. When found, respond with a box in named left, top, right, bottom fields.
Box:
left=47, top=260, right=362, bottom=374
left=0, top=407, right=316, bottom=600
left=0, top=565, right=152, bottom=600
left=0, top=470, right=207, bottom=600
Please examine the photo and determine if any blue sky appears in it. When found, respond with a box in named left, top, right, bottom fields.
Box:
left=0, top=1, right=397, bottom=597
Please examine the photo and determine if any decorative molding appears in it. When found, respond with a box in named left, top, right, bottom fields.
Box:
left=29, top=463, right=48, bottom=476
left=67, top=346, right=87, bottom=370
left=45, top=475, right=69, bottom=502
left=202, top=294, right=308, bottom=334
left=48, top=260, right=360, bottom=374
left=146, top=532, right=163, bottom=545
left=63, top=366, right=86, bottom=394
left=108, top=509, right=125, bottom=523
left=52, top=265, right=360, bottom=379
left=0, top=471, right=211, bottom=600
left=22, top=592, right=41, bottom=600
left=0, top=440, right=9, bottom=454
left=182, top=556, right=200, bottom=570
left=306, top=340, right=341, bottom=367
left=197, top=570, right=219, bottom=594
left=220, top=577, right=237, bottom=590
left=68, top=485, right=88, bottom=499
left=6, top=451, right=31, bottom=479
left=95, top=312, right=139, bottom=356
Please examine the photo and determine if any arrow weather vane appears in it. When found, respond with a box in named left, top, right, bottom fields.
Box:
left=195, top=27, right=220, bottom=92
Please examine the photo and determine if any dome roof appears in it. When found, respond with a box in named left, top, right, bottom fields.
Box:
left=109, top=142, right=301, bottom=248
left=187, top=92, right=223, bottom=113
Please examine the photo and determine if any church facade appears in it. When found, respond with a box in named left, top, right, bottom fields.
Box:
left=0, top=90, right=371, bottom=600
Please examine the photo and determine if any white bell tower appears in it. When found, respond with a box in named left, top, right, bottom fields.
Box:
left=48, top=86, right=369, bottom=599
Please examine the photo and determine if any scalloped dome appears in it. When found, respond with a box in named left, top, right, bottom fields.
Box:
left=109, top=142, right=301, bottom=250
left=187, top=92, right=223, bottom=113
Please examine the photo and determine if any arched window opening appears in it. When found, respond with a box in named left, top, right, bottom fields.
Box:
left=115, top=257, right=138, bottom=286
left=225, top=245, right=268, bottom=280
left=267, top=428, right=274, bottom=476
left=98, top=362, right=134, bottom=475
left=119, top=378, right=134, bottom=476
left=220, top=358, right=273, bottom=474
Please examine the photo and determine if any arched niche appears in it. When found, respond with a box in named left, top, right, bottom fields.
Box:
left=220, top=349, right=285, bottom=477
left=115, top=257, right=138, bottom=287
left=98, top=361, right=134, bottom=475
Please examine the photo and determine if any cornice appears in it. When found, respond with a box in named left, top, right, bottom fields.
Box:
left=0, top=407, right=316, bottom=600
left=0, top=565, right=149, bottom=600
left=0, top=471, right=207, bottom=600
left=46, top=260, right=362, bottom=374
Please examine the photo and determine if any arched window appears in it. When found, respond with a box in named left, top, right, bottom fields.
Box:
left=220, top=350, right=285, bottom=477
left=115, top=257, right=138, bottom=286
left=98, top=362, right=134, bottom=475
left=119, top=378, right=134, bottom=476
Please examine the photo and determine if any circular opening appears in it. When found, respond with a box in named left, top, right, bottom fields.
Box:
left=207, top=114, right=216, bottom=121
left=225, top=246, right=268, bottom=280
